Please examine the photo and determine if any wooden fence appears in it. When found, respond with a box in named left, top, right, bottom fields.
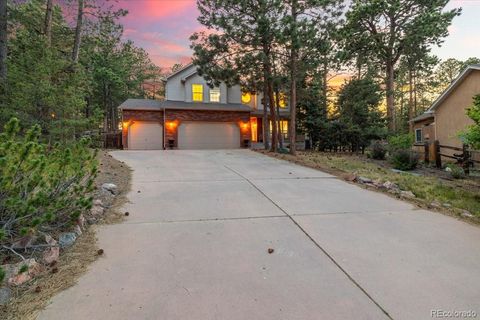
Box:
left=422, top=140, right=479, bottom=174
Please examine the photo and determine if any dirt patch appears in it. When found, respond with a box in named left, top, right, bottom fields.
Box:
left=0, top=150, right=131, bottom=320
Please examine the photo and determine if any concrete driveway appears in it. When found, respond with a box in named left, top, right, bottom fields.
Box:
left=39, top=150, right=480, bottom=320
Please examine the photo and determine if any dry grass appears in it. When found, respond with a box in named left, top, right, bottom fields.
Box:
left=258, top=150, right=480, bottom=222
left=0, top=150, right=131, bottom=319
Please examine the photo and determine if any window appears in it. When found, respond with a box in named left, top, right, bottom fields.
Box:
left=269, top=120, right=289, bottom=140
left=192, top=84, right=203, bottom=102
left=210, top=88, right=220, bottom=102
left=415, top=128, right=423, bottom=143
left=275, top=93, right=287, bottom=108
left=242, top=92, right=251, bottom=104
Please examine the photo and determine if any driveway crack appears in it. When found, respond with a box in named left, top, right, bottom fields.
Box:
left=223, top=164, right=394, bottom=320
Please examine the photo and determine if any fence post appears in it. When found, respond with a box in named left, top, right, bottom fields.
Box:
left=434, top=140, right=442, bottom=168
left=424, top=141, right=430, bottom=164
left=462, top=144, right=470, bottom=175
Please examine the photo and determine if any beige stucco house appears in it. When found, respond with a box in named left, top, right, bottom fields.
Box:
left=411, top=64, right=480, bottom=160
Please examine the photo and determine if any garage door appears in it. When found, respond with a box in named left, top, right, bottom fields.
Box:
left=178, top=122, right=240, bottom=149
left=128, top=121, right=163, bottom=150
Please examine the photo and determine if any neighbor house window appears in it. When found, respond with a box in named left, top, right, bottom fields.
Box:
left=274, top=93, right=287, bottom=108
left=210, top=88, right=220, bottom=102
left=415, top=128, right=422, bottom=143
left=192, top=84, right=203, bottom=102
left=242, top=93, right=251, bottom=104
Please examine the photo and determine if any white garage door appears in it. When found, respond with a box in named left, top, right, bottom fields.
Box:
left=178, top=122, right=240, bottom=149
left=128, top=121, right=163, bottom=150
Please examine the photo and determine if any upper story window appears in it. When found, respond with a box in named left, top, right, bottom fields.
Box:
left=192, top=84, right=203, bottom=102
left=241, top=93, right=251, bottom=104
left=275, top=93, right=287, bottom=108
left=210, top=88, right=220, bottom=102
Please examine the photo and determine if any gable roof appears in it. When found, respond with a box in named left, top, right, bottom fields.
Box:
left=166, top=63, right=196, bottom=79
left=427, top=64, right=480, bottom=112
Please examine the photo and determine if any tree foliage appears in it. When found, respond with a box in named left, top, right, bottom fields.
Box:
left=461, top=94, right=480, bottom=149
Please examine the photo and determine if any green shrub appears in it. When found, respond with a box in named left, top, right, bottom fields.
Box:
left=387, top=133, right=414, bottom=152
left=446, top=163, right=465, bottom=179
left=370, top=141, right=387, bottom=160
left=390, top=149, right=419, bottom=171
left=0, top=118, right=98, bottom=248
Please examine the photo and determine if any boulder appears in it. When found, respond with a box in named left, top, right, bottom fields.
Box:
left=358, top=176, right=373, bottom=184
left=442, top=203, right=452, bottom=208
left=4, top=259, right=44, bottom=286
left=93, top=199, right=104, bottom=207
left=461, top=210, right=473, bottom=218
left=101, top=183, right=118, bottom=195
left=400, top=190, right=416, bottom=199
left=91, top=205, right=104, bottom=216
left=59, top=232, right=77, bottom=248
left=0, top=287, right=12, bottom=305
left=74, top=225, right=82, bottom=236
left=43, top=246, right=59, bottom=265
left=11, top=235, right=36, bottom=250
left=382, top=181, right=399, bottom=191
left=343, top=173, right=357, bottom=182
left=430, top=201, right=441, bottom=208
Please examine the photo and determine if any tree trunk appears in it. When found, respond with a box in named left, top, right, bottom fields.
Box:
left=44, top=0, right=53, bottom=46
left=268, top=79, right=278, bottom=152
left=0, top=0, right=7, bottom=83
left=72, top=0, right=84, bottom=63
left=408, top=68, right=414, bottom=130
left=413, top=70, right=418, bottom=116
left=289, top=0, right=298, bottom=155
left=275, top=87, right=283, bottom=149
left=262, top=81, right=270, bottom=150
left=385, top=61, right=396, bottom=132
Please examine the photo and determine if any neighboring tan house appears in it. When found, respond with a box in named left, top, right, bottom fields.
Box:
left=411, top=64, right=480, bottom=159
left=119, top=64, right=290, bottom=150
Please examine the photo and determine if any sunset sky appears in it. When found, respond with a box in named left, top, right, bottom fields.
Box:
left=115, top=0, right=480, bottom=69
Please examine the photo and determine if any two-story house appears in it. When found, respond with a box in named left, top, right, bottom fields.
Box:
left=119, top=64, right=290, bottom=150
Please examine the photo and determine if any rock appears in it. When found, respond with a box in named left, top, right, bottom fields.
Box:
left=445, top=167, right=452, bottom=172
left=0, top=287, right=12, bottom=305
left=461, top=210, right=474, bottom=218
left=267, top=248, right=274, bottom=254
left=43, top=247, right=59, bottom=265
left=93, top=199, right=104, bottom=207
left=101, top=183, right=118, bottom=195
left=74, top=225, right=82, bottom=236
left=358, top=176, right=373, bottom=184
left=343, top=173, right=357, bottom=182
left=77, top=214, right=86, bottom=229
left=59, top=232, right=77, bottom=248
left=400, top=190, right=416, bottom=199
left=11, top=235, right=36, bottom=250
left=430, top=201, right=441, bottom=208
left=382, top=181, right=398, bottom=190
left=5, top=259, right=44, bottom=286
left=442, top=203, right=452, bottom=208
left=90, top=205, right=104, bottom=216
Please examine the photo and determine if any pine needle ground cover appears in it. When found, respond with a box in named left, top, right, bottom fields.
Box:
left=258, top=150, right=480, bottom=221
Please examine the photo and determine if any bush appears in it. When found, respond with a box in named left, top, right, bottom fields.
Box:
left=390, top=149, right=419, bottom=171
left=0, top=118, right=98, bottom=248
left=387, top=133, right=414, bottom=152
left=370, top=141, right=387, bottom=160
left=446, top=164, right=465, bottom=179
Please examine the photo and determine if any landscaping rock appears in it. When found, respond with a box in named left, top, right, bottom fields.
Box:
left=101, top=183, right=118, bottom=195
left=77, top=214, right=86, bottom=229
left=43, top=246, right=60, bottom=265
left=430, top=201, right=442, bottom=208
left=343, top=173, right=357, bottom=182
left=442, top=203, right=452, bottom=208
left=358, top=176, right=373, bottom=184
left=93, top=199, right=104, bottom=207
left=59, top=232, right=77, bottom=248
left=5, top=259, right=44, bottom=286
left=74, top=225, right=83, bottom=236
left=382, top=181, right=399, bottom=191
left=91, top=205, right=104, bottom=216
left=11, top=235, right=36, bottom=250
left=400, top=190, right=416, bottom=199
left=0, top=287, right=12, bottom=305
left=461, top=210, right=474, bottom=219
